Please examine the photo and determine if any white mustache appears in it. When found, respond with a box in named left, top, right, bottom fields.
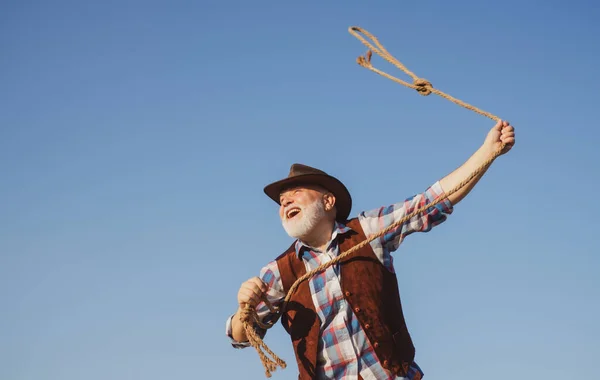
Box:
left=284, top=205, right=302, bottom=219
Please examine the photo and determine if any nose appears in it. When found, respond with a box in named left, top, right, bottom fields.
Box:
left=281, top=197, right=292, bottom=207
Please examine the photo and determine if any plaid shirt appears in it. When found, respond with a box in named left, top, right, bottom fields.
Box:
left=226, top=181, right=453, bottom=379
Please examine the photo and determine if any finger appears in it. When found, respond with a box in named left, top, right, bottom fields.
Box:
left=241, top=282, right=265, bottom=300
left=239, top=278, right=266, bottom=298
left=239, top=301, right=255, bottom=311
left=239, top=288, right=261, bottom=306
left=493, top=120, right=503, bottom=130
left=249, top=277, right=268, bottom=292
left=501, top=132, right=515, bottom=139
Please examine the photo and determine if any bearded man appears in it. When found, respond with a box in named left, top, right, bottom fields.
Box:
left=226, top=120, right=516, bottom=379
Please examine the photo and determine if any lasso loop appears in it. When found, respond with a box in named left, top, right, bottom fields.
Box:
left=349, top=26, right=500, bottom=121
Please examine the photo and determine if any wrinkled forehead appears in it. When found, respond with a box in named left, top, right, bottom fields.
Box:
left=279, top=184, right=328, bottom=198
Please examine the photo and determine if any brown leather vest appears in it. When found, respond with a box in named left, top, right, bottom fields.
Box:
left=275, top=218, right=416, bottom=379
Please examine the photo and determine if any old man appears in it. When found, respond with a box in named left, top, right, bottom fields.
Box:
left=226, top=120, right=515, bottom=379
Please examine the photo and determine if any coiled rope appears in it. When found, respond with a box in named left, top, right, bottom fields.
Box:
left=239, top=26, right=505, bottom=378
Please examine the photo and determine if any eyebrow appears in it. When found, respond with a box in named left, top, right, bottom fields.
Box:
left=280, top=188, right=301, bottom=199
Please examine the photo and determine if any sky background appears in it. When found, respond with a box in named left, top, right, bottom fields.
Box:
left=1, top=1, right=599, bottom=379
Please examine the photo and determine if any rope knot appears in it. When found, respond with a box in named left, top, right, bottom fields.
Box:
left=356, top=50, right=373, bottom=68
left=413, top=78, right=433, bottom=96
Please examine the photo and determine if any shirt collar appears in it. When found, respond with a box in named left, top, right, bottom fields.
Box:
left=294, top=221, right=353, bottom=258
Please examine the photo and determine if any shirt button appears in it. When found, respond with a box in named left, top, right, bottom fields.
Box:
left=364, top=324, right=370, bottom=329
left=383, top=359, right=388, bottom=366
left=374, top=342, right=380, bottom=348
left=345, top=291, right=351, bottom=297
left=354, top=307, right=360, bottom=313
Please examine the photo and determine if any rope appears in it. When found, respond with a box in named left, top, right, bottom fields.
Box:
left=239, top=299, right=287, bottom=376
left=239, top=26, right=506, bottom=378
left=348, top=26, right=499, bottom=121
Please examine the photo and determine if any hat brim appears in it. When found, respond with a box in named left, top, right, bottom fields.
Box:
left=264, top=173, right=352, bottom=222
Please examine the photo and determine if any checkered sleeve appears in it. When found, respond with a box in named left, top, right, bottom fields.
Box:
left=225, top=259, right=285, bottom=348
left=358, top=181, right=453, bottom=270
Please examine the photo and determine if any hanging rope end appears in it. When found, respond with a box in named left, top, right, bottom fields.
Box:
left=262, top=357, right=286, bottom=378
left=356, top=50, right=373, bottom=68
left=264, top=365, right=275, bottom=378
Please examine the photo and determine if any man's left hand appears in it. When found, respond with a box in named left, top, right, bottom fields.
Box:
left=483, top=120, right=516, bottom=157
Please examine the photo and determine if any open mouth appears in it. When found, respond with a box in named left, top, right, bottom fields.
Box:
left=286, top=207, right=301, bottom=219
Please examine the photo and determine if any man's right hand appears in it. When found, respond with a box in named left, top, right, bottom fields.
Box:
left=237, top=276, right=268, bottom=311
left=230, top=277, right=268, bottom=343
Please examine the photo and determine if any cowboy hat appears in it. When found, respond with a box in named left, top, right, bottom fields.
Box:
left=263, top=163, right=352, bottom=221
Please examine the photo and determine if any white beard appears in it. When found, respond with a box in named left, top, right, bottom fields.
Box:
left=282, top=199, right=326, bottom=240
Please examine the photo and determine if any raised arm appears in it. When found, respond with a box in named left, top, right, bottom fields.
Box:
left=357, top=120, right=515, bottom=269
left=439, top=120, right=515, bottom=205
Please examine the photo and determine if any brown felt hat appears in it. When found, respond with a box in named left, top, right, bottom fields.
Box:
left=263, top=163, right=352, bottom=222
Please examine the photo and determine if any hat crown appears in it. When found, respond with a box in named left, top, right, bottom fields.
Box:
left=288, top=163, right=327, bottom=178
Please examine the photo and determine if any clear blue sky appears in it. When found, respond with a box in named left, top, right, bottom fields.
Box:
left=1, top=1, right=599, bottom=379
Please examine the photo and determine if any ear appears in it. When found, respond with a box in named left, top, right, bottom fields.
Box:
left=323, top=192, right=336, bottom=212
